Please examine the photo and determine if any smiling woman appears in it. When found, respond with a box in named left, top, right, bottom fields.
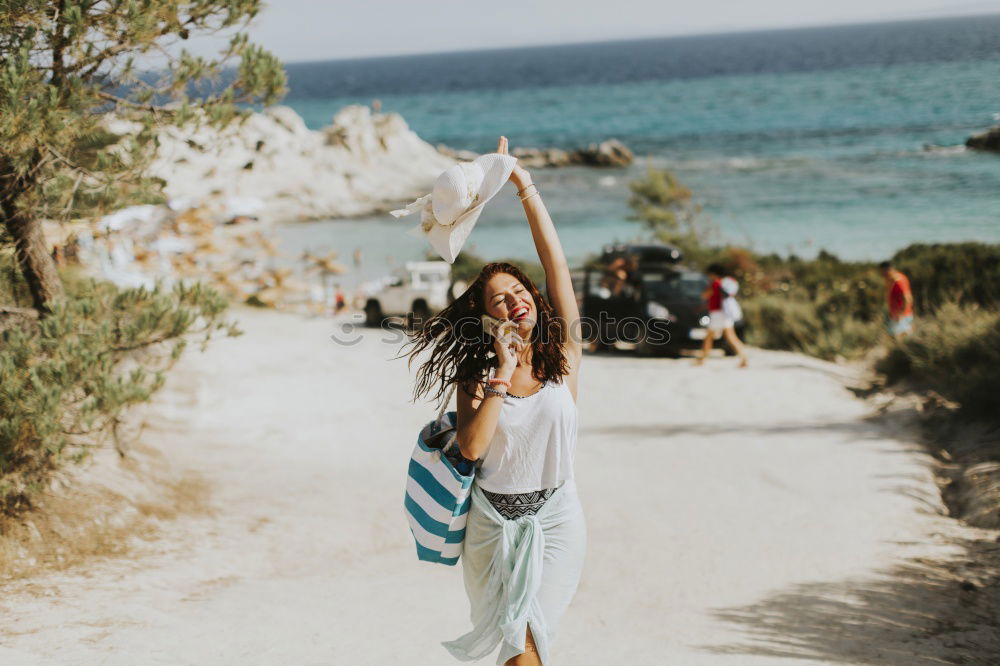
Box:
left=398, top=137, right=585, bottom=666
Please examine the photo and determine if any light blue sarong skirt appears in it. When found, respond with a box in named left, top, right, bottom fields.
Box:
left=442, top=478, right=586, bottom=665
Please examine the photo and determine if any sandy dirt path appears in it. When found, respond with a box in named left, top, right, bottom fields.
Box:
left=0, top=305, right=986, bottom=665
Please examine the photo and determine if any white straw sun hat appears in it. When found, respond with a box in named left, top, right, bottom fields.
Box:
left=390, top=153, right=518, bottom=264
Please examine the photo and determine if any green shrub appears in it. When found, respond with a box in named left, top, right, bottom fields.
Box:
left=625, top=167, right=1000, bottom=447
left=876, top=303, right=1000, bottom=420
left=741, top=294, right=881, bottom=361
left=891, top=243, right=1000, bottom=313
left=0, top=270, right=241, bottom=513
left=0, top=244, right=31, bottom=307
left=439, top=249, right=545, bottom=293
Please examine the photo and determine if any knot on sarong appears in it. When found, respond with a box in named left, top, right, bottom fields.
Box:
left=498, top=515, right=546, bottom=660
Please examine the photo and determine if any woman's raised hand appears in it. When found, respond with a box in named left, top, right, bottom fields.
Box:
left=491, top=319, right=526, bottom=375
left=496, top=136, right=531, bottom=190
left=493, top=333, right=523, bottom=376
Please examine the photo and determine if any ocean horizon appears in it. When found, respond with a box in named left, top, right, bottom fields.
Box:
left=274, top=14, right=1000, bottom=274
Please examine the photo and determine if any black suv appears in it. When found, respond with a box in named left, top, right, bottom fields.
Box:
left=577, top=242, right=744, bottom=356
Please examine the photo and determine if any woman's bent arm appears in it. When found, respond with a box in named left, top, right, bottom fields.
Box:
left=456, top=343, right=519, bottom=461
left=456, top=379, right=507, bottom=461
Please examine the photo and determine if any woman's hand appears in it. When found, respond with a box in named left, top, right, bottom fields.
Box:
left=496, top=136, right=532, bottom=190
left=493, top=328, right=524, bottom=379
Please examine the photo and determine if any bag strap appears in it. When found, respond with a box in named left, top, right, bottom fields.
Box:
left=436, top=383, right=458, bottom=455
left=437, top=382, right=457, bottom=422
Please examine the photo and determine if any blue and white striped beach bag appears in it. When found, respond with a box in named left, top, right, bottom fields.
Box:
left=404, top=384, right=474, bottom=565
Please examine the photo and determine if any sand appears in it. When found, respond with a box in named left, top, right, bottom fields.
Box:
left=0, top=305, right=994, bottom=665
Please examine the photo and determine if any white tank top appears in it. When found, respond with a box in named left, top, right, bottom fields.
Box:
left=475, top=373, right=578, bottom=494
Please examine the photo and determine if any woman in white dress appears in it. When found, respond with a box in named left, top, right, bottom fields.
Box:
left=403, top=137, right=585, bottom=666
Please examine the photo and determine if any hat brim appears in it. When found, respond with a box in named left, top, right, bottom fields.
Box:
left=418, top=153, right=517, bottom=264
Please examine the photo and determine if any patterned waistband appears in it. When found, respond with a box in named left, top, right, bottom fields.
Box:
left=480, top=485, right=560, bottom=520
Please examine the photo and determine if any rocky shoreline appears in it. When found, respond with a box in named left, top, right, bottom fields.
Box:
left=107, top=104, right=636, bottom=226
left=966, top=126, right=1000, bottom=152
left=437, top=138, right=634, bottom=168
left=58, top=105, right=637, bottom=314
left=106, top=104, right=457, bottom=225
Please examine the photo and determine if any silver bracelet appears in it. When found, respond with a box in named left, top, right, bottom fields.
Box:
left=483, top=384, right=507, bottom=398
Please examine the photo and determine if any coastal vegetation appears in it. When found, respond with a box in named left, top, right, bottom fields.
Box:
left=1, top=1, right=284, bottom=512
left=630, top=167, right=1000, bottom=526
left=448, top=249, right=545, bottom=289
left=1, top=0, right=285, bottom=314
left=628, top=168, right=999, bottom=397
left=0, top=248, right=240, bottom=513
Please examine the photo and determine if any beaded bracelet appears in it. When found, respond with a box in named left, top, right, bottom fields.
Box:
left=487, top=377, right=512, bottom=389
left=483, top=385, right=507, bottom=398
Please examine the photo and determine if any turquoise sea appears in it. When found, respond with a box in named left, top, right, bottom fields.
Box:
left=274, top=16, right=1000, bottom=274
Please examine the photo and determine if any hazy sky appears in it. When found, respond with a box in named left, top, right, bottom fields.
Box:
left=195, top=0, right=1000, bottom=62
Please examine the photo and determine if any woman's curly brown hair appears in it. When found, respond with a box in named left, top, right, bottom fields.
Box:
left=398, top=262, right=569, bottom=408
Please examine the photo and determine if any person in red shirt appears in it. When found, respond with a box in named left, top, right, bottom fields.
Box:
left=334, top=283, right=346, bottom=314
left=879, top=261, right=914, bottom=339
left=695, top=264, right=748, bottom=367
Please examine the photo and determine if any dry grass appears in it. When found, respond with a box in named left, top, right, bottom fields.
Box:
left=935, top=419, right=1000, bottom=530
left=0, top=428, right=212, bottom=581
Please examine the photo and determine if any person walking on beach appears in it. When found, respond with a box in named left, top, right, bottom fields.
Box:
left=402, top=137, right=585, bottom=666
left=695, top=264, right=748, bottom=367
left=334, top=284, right=345, bottom=314
left=720, top=273, right=744, bottom=330
left=879, top=261, right=914, bottom=340
left=601, top=255, right=630, bottom=297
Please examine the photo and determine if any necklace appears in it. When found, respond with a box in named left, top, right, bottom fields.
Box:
left=506, top=380, right=547, bottom=399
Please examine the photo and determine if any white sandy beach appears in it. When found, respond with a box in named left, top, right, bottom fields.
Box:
left=0, top=305, right=991, bottom=665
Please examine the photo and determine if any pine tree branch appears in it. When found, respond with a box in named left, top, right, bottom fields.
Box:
left=61, top=171, right=85, bottom=215
left=44, top=145, right=95, bottom=178
left=107, top=333, right=180, bottom=353
left=97, top=90, right=175, bottom=115
left=71, top=5, right=252, bottom=79
left=76, top=41, right=139, bottom=79
left=50, top=1, right=68, bottom=88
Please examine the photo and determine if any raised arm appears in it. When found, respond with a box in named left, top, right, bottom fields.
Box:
left=497, top=137, right=582, bottom=398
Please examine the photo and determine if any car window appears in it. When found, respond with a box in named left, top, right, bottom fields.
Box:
left=585, top=270, right=612, bottom=298
left=412, top=271, right=446, bottom=288
left=643, top=271, right=708, bottom=301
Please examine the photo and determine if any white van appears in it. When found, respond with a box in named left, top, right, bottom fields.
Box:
left=364, top=261, right=453, bottom=329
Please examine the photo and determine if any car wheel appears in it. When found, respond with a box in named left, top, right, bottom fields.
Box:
left=408, top=301, right=431, bottom=332
left=635, top=335, right=655, bottom=357
left=662, top=346, right=682, bottom=359
left=364, top=300, right=384, bottom=328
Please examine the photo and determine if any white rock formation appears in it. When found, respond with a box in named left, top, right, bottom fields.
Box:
left=140, top=105, right=456, bottom=223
